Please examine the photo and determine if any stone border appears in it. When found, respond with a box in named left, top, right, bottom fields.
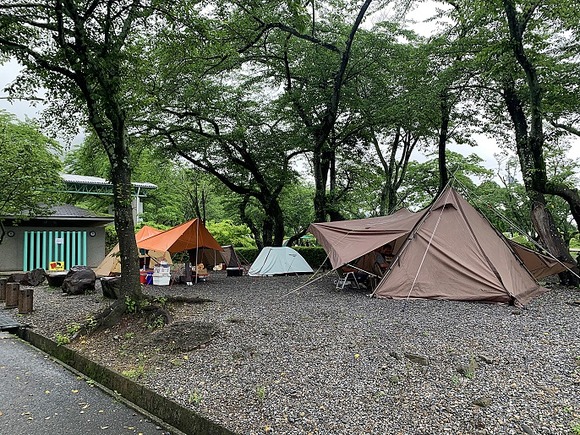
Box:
left=17, top=328, right=236, bottom=435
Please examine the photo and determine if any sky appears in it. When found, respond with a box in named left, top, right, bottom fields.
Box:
left=0, top=4, right=578, bottom=173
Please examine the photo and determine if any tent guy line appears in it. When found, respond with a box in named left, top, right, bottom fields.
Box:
left=455, top=177, right=580, bottom=281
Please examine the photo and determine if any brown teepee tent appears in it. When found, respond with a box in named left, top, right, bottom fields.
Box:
left=309, top=187, right=566, bottom=306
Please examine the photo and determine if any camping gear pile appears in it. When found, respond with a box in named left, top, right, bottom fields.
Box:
left=309, top=187, right=567, bottom=306
left=96, top=219, right=224, bottom=285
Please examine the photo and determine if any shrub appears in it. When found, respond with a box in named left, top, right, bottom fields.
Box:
left=235, top=247, right=259, bottom=264
left=293, top=246, right=330, bottom=270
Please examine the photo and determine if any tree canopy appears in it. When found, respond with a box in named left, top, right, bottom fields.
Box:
left=0, top=110, right=63, bottom=237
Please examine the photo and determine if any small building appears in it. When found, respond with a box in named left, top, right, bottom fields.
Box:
left=0, top=204, right=114, bottom=272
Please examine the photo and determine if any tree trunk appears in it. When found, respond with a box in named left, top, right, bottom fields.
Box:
left=502, top=80, right=579, bottom=285
left=110, top=158, right=141, bottom=301
left=313, top=144, right=328, bottom=222
left=437, top=88, right=450, bottom=193
left=529, top=193, right=578, bottom=285
left=300, top=0, right=374, bottom=222
left=501, top=0, right=579, bottom=285
left=267, top=199, right=286, bottom=246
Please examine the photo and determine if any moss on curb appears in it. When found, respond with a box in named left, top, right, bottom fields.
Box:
left=17, top=328, right=236, bottom=435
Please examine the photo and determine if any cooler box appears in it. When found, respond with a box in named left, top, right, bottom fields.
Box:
left=153, top=272, right=170, bottom=286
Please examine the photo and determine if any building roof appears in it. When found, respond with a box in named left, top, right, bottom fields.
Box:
left=2, top=204, right=114, bottom=223
left=48, top=204, right=114, bottom=220
left=61, top=174, right=157, bottom=190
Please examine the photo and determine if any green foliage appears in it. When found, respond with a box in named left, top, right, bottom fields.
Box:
left=125, top=296, right=138, bottom=314
left=122, top=365, right=145, bottom=380
left=54, top=332, right=71, bottom=346
left=188, top=390, right=203, bottom=405
left=124, top=296, right=149, bottom=314
left=0, top=110, right=63, bottom=219
left=66, top=322, right=81, bottom=336
left=235, top=247, right=260, bottom=264
left=146, top=315, right=166, bottom=330
left=255, top=385, right=266, bottom=402
left=506, top=233, right=535, bottom=249
left=293, top=246, right=330, bottom=270
left=400, top=152, right=494, bottom=210
left=206, top=220, right=255, bottom=248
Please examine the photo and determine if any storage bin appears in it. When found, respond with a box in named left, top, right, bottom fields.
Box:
left=152, top=273, right=170, bottom=286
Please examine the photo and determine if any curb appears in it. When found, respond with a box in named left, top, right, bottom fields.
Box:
left=17, top=328, right=236, bottom=435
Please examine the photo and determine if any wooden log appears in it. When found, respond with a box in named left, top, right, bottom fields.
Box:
left=5, top=282, right=19, bottom=308
left=18, top=288, right=34, bottom=314
left=0, top=278, right=7, bottom=302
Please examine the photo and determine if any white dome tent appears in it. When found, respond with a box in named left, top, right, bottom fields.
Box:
left=248, top=247, right=314, bottom=277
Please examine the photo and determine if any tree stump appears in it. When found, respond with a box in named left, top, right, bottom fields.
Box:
left=5, top=282, right=19, bottom=308
left=0, top=278, right=7, bottom=302
left=18, top=288, right=33, bottom=314
left=100, top=276, right=121, bottom=299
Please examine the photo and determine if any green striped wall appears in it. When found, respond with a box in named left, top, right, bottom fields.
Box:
left=23, top=231, right=88, bottom=271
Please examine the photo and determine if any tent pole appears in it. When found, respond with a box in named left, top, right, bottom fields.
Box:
left=195, top=219, right=199, bottom=284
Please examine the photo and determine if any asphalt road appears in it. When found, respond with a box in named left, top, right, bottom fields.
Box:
left=0, top=332, right=175, bottom=435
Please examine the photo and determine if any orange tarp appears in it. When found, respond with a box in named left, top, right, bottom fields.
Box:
left=137, top=219, right=223, bottom=253
left=95, top=225, right=172, bottom=276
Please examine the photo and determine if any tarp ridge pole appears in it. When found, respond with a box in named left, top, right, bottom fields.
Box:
left=195, top=219, right=199, bottom=284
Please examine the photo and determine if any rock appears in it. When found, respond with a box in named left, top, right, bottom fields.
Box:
left=389, top=351, right=402, bottom=360
left=8, top=272, right=28, bottom=283
left=46, top=272, right=68, bottom=287
left=472, top=397, right=492, bottom=407
left=404, top=353, right=429, bottom=366
left=25, top=268, right=47, bottom=286
left=521, top=422, right=536, bottom=435
left=477, top=354, right=495, bottom=364
left=100, top=276, right=121, bottom=299
left=8, top=269, right=47, bottom=286
left=62, top=266, right=96, bottom=295
left=457, top=364, right=474, bottom=378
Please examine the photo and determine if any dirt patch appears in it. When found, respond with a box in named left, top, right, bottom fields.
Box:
left=146, top=320, right=219, bottom=353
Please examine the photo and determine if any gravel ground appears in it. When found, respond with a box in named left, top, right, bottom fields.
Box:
left=6, top=272, right=580, bottom=435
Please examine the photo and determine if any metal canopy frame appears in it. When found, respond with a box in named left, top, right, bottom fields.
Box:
left=60, top=180, right=156, bottom=198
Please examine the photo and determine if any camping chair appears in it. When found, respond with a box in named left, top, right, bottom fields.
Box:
left=334, top=268, right=360, bottom=290
left=334, top=265, right=368, bottom=290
